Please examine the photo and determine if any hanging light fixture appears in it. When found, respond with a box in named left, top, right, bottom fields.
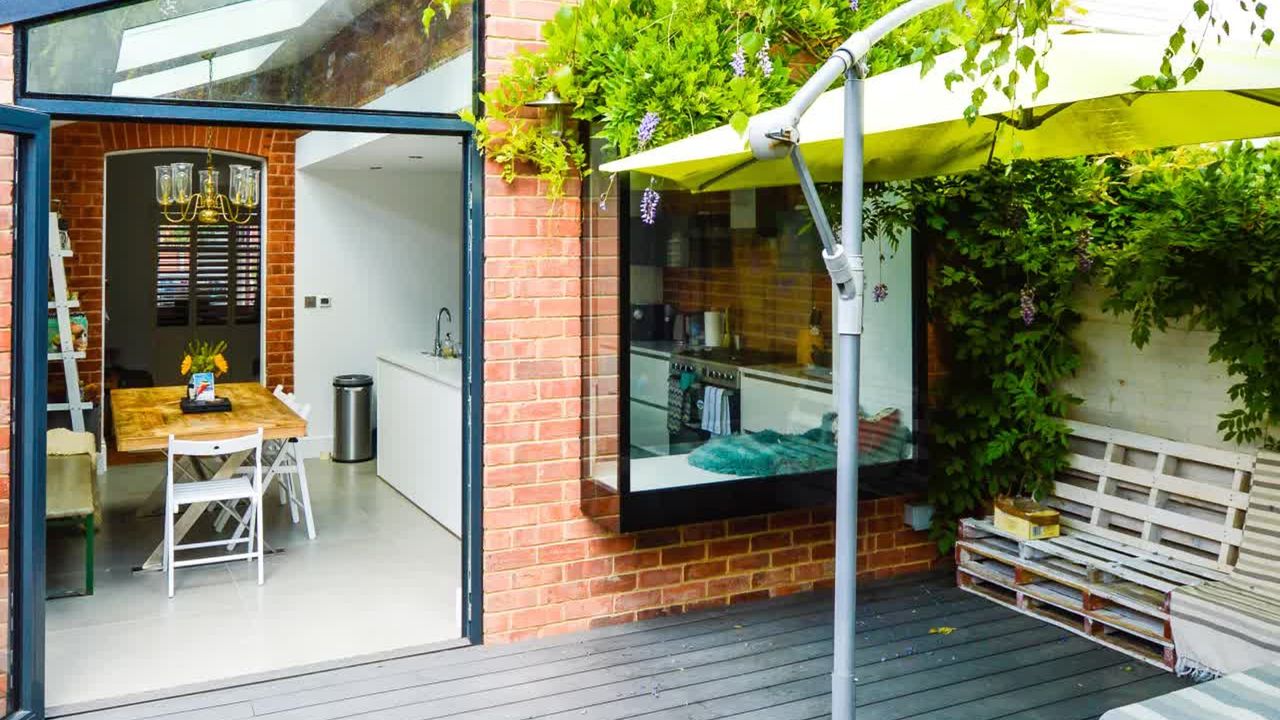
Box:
left=154, top=52, right=260, bottom=225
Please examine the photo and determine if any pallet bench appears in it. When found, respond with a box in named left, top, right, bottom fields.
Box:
left=956, top=420, right=1255, bottom=670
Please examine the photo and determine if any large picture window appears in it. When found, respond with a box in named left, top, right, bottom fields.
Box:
left=582, top=137, right=924, bottom=530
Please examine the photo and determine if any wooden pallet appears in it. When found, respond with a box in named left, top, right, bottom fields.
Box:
left=958, top=517, right=1239, bottom=669
left=1049, top=420, right=1254, bottom=571
left=956, top=422, right=1257, bottom=670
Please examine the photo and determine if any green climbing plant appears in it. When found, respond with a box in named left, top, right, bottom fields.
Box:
left=1097, top=142, right=1280, bottom=449
left=905, top=158, right=1109, bottom=548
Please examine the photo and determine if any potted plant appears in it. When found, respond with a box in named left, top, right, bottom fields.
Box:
left=180, top=339, right=230, bottom=410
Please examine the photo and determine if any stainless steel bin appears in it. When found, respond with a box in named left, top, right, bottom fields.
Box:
left=333, top=374, right=374, bottom=462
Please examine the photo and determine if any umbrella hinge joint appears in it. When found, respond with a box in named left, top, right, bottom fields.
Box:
left=824, top=247, right=864, bottom=336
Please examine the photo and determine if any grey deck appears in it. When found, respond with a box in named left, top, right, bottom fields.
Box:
left=59, top=571, right=1191, bottom=720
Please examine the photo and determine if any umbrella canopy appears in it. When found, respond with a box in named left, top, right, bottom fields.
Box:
left=600, top=29, right=1280, bottom=190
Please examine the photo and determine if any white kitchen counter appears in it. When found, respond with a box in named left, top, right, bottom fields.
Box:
left=376, top=352, right=462, bottom=536
left=377, top=350, right=462, bottom=389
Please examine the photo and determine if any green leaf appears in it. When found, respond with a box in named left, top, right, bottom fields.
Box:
left=1194, top=0, right=1210, bottom=17
left=1132, top=74, right=1158, bottom=91
left=1033, top=62, right=1050, bottom=97
left=740, top=32, right=765, bottom=56
left=729, top=111, right=750, bottom=136
left=1265, top=27, right=1276, bottom=44
left=1016, top=44, right=1036, bottom=69
left=421, top=6, right=435, bottom=33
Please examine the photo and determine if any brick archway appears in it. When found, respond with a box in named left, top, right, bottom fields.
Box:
left=51, top=121, right=300, bottom=395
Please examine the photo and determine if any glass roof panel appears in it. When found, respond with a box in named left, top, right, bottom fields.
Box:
left=25, top=0, right=474, bottom=114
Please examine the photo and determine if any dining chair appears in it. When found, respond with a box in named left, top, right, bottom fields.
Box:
left=165, top=429, right=265, bottom=597
left=219, top=387, right=317, bottom=546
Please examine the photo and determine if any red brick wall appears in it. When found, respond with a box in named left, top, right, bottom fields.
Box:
left=481, top=2, right=940, bottom=643
left=0, top=24, right=13, bottom=704
left=50, top=122, right=299, bottom=395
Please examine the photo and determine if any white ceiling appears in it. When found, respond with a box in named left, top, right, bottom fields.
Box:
left=298, top=132, right=463, bottom=172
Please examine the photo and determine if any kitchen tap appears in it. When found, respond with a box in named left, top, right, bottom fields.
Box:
left=434, top=307, right=453, bottom=357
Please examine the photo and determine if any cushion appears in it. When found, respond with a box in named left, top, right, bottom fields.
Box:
left=1234, top=451, right=1280, bottom=596
left=46, top=454, right=95, bottom=520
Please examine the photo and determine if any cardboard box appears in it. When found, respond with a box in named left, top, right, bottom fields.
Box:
left=994, top=496, right=1060, bottom=540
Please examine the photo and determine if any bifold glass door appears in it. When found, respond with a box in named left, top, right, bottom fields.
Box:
left=0, top=103, right=53, bottom=719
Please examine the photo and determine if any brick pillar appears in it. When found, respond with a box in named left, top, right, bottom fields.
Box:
left=480, top=3, right=941, bottom=644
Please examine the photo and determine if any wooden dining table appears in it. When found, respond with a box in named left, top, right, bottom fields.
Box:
left=111, top=382, right=308, bottom=571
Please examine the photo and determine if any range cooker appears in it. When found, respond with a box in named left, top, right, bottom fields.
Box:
left=668, top=347, right=789, bottom=389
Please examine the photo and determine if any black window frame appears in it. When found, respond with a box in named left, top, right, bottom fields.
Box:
left=581, top=137, right=930, bottom=533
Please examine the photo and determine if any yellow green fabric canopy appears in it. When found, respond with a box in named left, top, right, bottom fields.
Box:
left=601, top=29, right=1280, bottom=190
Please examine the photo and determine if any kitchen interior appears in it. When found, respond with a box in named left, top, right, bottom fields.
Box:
left=44, top=125, right=468, bottom=710
left=626, top=180, right=916, bottom=492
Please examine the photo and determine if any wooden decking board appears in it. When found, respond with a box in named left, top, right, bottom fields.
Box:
left=907, top=660, right=1166, bottom=720
left=996, top=673, right=1191, bottom=720
left=257, top=594, right=998, bottom=717
left=252, top=596, right=989, bottom=718
left=61, top=573, right=1193, bottom=720
left=657, top=626, right=1072, bottom=720
left=857, top=635, right=1102, bottom=706
left=859, top=648, right=1123, bottom=720
left=250, top=604, right=843, bottom=715
left=265, top=628, right=837, bottom=720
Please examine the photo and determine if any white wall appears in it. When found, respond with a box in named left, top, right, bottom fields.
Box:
left=1063, top=287, right=1246, bottom=451
left=293, top=167, right=462, bottom=453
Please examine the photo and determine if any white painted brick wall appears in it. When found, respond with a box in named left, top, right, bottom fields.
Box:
left=1062, top=288, right=1254, bottom=452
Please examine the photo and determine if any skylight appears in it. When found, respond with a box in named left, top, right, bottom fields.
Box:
left=113, top=41, right=286, bottom=98
left=115, top=0, right=327, bottom=73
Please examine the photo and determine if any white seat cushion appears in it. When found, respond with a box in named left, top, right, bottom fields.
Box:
left=172, top=477, right=255, bottom=505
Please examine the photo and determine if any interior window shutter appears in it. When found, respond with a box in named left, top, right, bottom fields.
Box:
left=195, top=224, right=232, bottom=325
left=234, top=222, right=262, bottom=324
left=156, top=223, right=192, bottom=327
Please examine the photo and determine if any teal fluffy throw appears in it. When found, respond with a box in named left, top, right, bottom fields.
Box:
left=687, top=412, right=910, bottom=476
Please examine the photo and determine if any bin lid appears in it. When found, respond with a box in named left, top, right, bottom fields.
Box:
left=333, top=373, right=373, bottom=388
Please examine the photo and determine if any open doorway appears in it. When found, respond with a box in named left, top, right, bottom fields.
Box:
left=44, top=121, right=469, bottom=712
left=106, top=149, right=265, bottom=391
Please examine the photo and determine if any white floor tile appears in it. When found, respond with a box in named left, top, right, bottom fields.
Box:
left=45, top=458, right=462, bottom=709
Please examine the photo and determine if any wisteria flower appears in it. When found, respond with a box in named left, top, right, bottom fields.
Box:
left=731, top=46, right=747, bottom=78
left=1075, top=229, right=1093, bottom=272
left=641, top=182, right=661, bottom=225
left=872, top=283, right=888, bottom=303
left=637, top=111, right=660, bottom=149
left=756, top=39, right=773, bottom=77
left=1019, top=286, right=1037, bottom=326
left=849, top=0, right=859, bottom=10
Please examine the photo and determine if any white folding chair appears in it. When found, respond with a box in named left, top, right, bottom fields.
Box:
left=165, top=429, right=265, bottom=597
left=220, top=387, right=316, bottom=546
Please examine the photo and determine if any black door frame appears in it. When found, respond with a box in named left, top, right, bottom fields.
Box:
left=1, top=3, right=488, bottom=716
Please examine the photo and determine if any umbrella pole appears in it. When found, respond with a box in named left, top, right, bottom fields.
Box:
left=832, top=64, right=865, bottom=720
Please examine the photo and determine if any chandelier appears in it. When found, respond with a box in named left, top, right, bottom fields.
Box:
left=153, top=53, right=260, bottom=225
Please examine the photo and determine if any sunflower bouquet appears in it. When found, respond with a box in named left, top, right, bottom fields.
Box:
left=180, top=338, right=229, bottom=378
